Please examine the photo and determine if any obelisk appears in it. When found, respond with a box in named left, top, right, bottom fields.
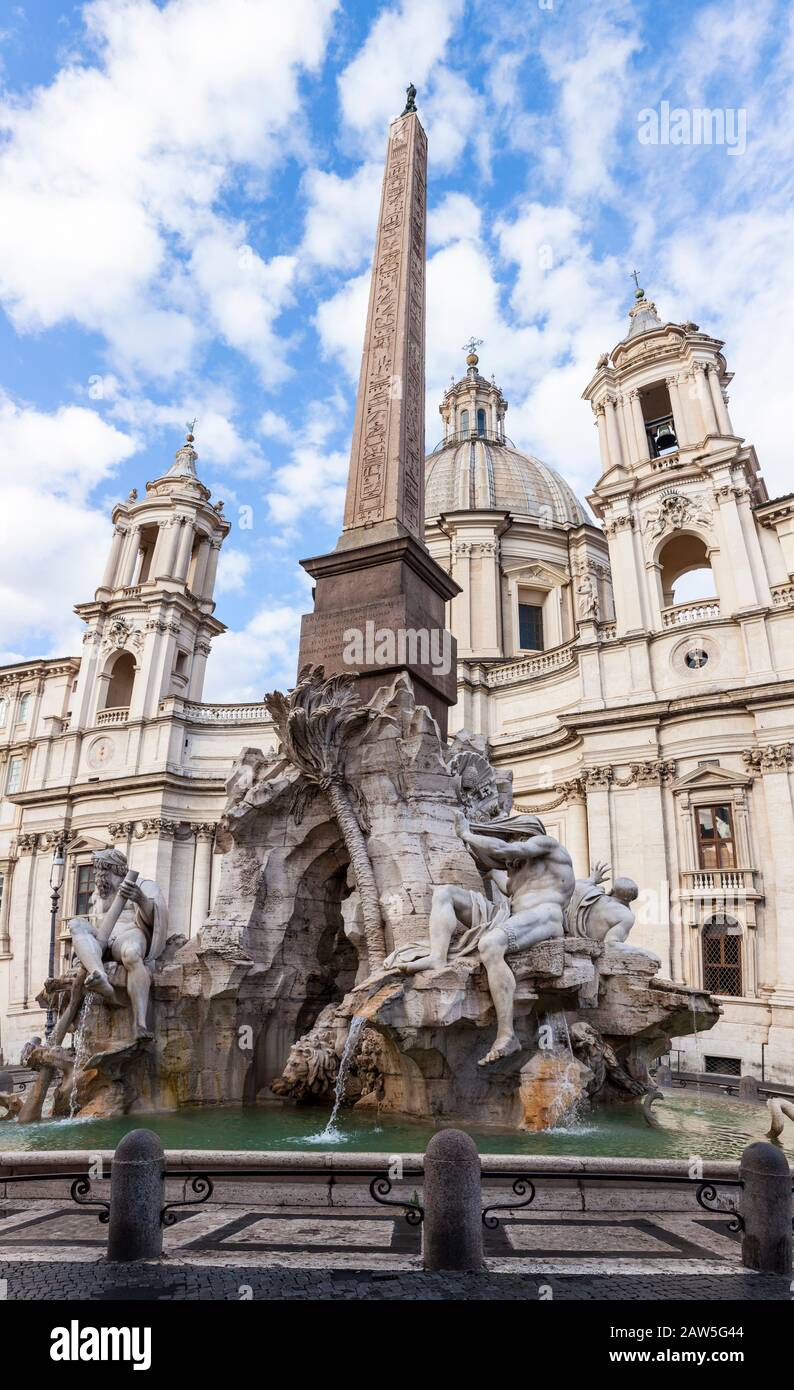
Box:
left=298, top=91, right=459, bottom=735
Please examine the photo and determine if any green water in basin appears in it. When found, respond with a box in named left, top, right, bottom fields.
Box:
left=1, top=1091, right=790, bottom=1159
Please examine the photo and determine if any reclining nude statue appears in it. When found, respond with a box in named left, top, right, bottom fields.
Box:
left=566, top=861, right=642, bottom=948
left=384, top=813, right=575, bottom=1066
left=69, top=847, right=168, bottom=1042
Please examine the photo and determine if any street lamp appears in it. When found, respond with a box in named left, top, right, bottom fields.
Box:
left=46, top=837, right=66, bottom=1039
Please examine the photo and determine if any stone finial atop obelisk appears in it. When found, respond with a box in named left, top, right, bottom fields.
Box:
left=338, top=101, right=427, bottom=549
left=298, top=91, right=459, bottom=735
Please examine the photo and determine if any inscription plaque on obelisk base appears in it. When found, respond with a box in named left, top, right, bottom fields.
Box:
left=298, top=95, right=459, bottom=735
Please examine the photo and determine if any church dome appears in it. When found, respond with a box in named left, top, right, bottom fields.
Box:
left=427, top=349, right=588, bottom=526
left=426, top=436, right=587, bottom=526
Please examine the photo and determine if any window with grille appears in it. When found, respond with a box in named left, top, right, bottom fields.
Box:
left=74, top=864, right=95, bottom=917
left=696, top=803, right=736, bottom=869
left=704, top=1055, right=741, bottom=1076
left=518, top=603, right=544, bottom=651
left=703, top=920, right=743, bottom=996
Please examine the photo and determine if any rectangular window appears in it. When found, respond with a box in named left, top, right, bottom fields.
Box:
left=17, top=693, right=31, bottom=722
left=0, top=698, right=7, bottom=726
left=704, top=1055, right=741, bottom=1076
left=696, top=803, right=736, bottom=869
left=6, top=757, right=24, bottom=794
left=75, top=864, right=95, bottom=917
left=518, top=603, right=544, bottom=651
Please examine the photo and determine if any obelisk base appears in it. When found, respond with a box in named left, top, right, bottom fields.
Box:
left=299, top=533, right=459, bottom=737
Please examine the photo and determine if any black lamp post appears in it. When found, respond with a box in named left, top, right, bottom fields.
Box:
left=45, top=837, right=66, bottom=1039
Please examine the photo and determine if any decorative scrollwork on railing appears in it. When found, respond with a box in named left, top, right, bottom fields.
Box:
left=695, top=1180, right=744, bottom=1232
left=160, top=1175, right=214, bottom=1227
left=70, top=1176, right=111, bottom=1224
left=368, top=1175, right=423, bottom=1225
left=482, top=1177, right=536, bottom=1229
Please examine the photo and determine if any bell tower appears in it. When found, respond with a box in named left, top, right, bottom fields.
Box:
left=71, top=429, right=231, bottom=731
left=583, top=285, right=770, bottom=660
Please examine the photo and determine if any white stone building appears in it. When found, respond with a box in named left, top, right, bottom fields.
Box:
left=0, top=435, right=278, bottom=1063
left=2, top=292, right=793, bottom=1084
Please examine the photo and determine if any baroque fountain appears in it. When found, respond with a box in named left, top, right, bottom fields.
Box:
left=0, top=93, right=730, bottom=1152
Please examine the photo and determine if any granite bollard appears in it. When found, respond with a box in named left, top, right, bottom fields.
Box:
left=740, top=1140, right=792, bottom=1275
left=422, top=1128, right=483, bottom=1271
left=107, top=1128, right=165, bottom=1262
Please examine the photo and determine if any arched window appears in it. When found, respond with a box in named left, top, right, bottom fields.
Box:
left=460, top=409, right=470, bottom=437
left=103, top=651, right=136, bottom=710
left=658, top=532, right=717, bottom=607
left=702, top=915, right=743, bottom=996
left=477, top=408, right=486, bottom=436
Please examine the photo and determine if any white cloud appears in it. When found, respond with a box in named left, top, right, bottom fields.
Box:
left=216, top=548, right=252, bottom=594
left=204, top=601, right=305, bottom=701
left=0, top=397, right=137, bottom=654
left=0, top=395, right=136, bottom=500
left=339, top=0, right=465, bottom=147
left=314, top=269, right=370, bottom=378
left=428, top=192, right=481, bottom=247
left=0, top=0, right=337, bottom=378
left=300, top=161, right=382, bottom=271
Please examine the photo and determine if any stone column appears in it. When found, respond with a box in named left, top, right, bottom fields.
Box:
left=190, top=825, right=215, bottom=937
left=188, top=639, right=212, bottom=701
left=745, top=750, right=794, bottom=1004
left=190, top=536, right=211, bottom=596
left=594, top=404, right=610, bottom=473
left=603, top=395, right=623, bottom=470
left=665, top=375, right=687, bottom=448
left=202, top=539, right=222, bottom=601
left=629, top=390, right=650, bottom=462
left=714, top=487, right=760, bottom=611
left=708, top=365, right=733, bottom=435
left=119, top=527, right=141, bottom=587
left=100, top=525, right=126, bottom=590
left=694, top=362, right=719, bottom=435
left=174, top=519, right=195, bottom=581
left=582, top=770, right=613, bottom=870
left=605, top=517, right=644, bottom=634
left=150, top=520, right=171, bottom=577
left=158, top=518, right=182, bottom=578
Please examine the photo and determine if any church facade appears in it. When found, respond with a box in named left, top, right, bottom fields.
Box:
left=2, top=291, right=793, bottom=1084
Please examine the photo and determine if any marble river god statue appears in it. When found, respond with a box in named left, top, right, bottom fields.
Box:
left=385, top=812, right=576, bottom=1065
left=70, top=847, right=168, bottom=1041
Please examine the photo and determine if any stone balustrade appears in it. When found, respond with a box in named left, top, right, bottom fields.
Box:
left=661, top=599, right=721, bottom=628
left=95, top=706, right=130, bottom=727
left=770, top=583, right=794, bottom=608
left=680, top=867, right=758, bottom=894
left=485, top=640, right=578, bottom=687
left=180, top=700, right=271, bottom=724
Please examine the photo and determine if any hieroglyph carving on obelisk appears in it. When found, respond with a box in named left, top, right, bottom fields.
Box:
left=341, top=110, right=426, bottom=544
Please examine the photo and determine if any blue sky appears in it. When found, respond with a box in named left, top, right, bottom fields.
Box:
left=1, top=0, right=792, bottom=699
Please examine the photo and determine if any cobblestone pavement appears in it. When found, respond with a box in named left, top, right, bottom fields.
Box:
left=0, top=1259, right=790, bottom=1300
left=0, top=1200, right=748, bottom=1276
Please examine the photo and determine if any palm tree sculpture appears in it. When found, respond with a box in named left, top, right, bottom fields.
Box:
left=265, top=665, right=386, bottom=971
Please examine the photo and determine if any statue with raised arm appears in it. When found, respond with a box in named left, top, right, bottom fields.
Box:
left=69, top=848, right=168, bottom=1042
left=385, top=813, right=575, bottom=1066
left=566, top=861, right=642, bottom=948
